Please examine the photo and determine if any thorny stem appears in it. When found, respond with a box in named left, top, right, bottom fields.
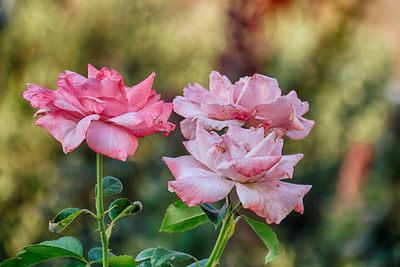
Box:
left=95, top=153, right=109, bottom=267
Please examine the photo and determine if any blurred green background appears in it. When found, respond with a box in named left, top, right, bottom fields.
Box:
left=0, top=0, right=399, bottom=266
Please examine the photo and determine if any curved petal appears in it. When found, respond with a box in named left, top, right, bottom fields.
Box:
left=236, top=181, right=311, bottom=224
left=183, top=83, right=219, bottom=104
left=163, top=155, right=214, bottom=180
left=113, top=101, right=175, bottom=137
left=154, top=102, right=175, bottom=136
left=126, top=72, right=155, bottom=111
left=79, top=96, right=106, bottom=114
left=245, top=132, right=283, bottom=158
left=201, top=103, right=239, bottom=120
left=192, top=122, right=220, bottom=168
left=286, top=118, right=315, bottom=140
left=231, top=156, right=281, bottom=178
left=53, top=89, right=88, bottom=116
left=216, top=156, right=281, bottom=183
left=75, top=70, right=125, bottom=102
left=236, top=74, right=281, bottom=110
left=254, top=98, right=294, bottom=129
left=287, top=90, right=309, bottom=116
left=218, top=135, right=247, bottom=159
left=86, top=121, right=138, bottom=161
left=36, top=112, right=99, bottom=153
left=173, top=96, right=205, bottom=118
left=168, top=176, right=234, bottom=206
left=209, top=71, right=232, bottom=101
left=180, top=118, right=196, bottom=139
left=87, top=64, right=100, bottom=78
left=262, top=154, right=303, bottom=181
left=108, top=112, right=144, bottom=128
left=57, top=71, right=86, bottom=93
left=96, top=97, right=127, bottom=117
left=226, top=125, right=265, bottom=152
left=23, top=84, right=54, bottom=109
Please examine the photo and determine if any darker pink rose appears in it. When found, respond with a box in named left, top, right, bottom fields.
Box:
left=23, top=64, right=175, bottom=161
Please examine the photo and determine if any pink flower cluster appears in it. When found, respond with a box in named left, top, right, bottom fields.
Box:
left=23, top=66, right=313, bottom=224
left=23, top=64, right=175, bottom=161
left=164, top=71, right=313, bottom=224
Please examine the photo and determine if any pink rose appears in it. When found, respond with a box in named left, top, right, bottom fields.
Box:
left=163, top=123, right=311, bottom=224
left=23, top=64, right=175, bottom=161
left=174, top=71, right=314, bottom=140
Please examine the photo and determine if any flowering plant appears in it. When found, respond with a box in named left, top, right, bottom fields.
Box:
left=1, top=65, right=175, bottom=267
left=1, top=68, right=313, bottom=267
left=159, top=71, right=314, bottom=267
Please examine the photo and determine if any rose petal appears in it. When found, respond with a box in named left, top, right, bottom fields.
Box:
left=173, top=96, right=206, bottom=118
left=209, top=71, right=232, bottom=100
left=163, top=155, right=214, bottom=180
left=254, top=98, right=294, bottom=129
left=36, top=112, right=99, bottom=153
left=87, top=64, right=100, bottom=78
left=262, top=154, right=304, bottom=181
left=86, top=121, right=138, bottom=161
left=287, top=90, right=309, bottom=116
left=201, top=103, right=239, bottom=120
left=168, top=175, right=234, bottom=206
left=236, top=74, right=281, bottom=110
left=183, top=83, right=219, bottom=104
left=226, top=125, right=265, bottom=152
left=218, top=135, right=247, bottom=159
left=286, top=118, right=315, bottom=140
left=53, top=89, right=88, bottom=116
left=192, top=122, right=220, bottom=167
left=126, top=72, right=155, bottom=111
left=23, top=84, right=54, bottom=109
left=79, top=96, right=106, bottom=114
left=236, top=181, right=311, bottom=224
left=231, top=156, right=281, bottom=178
left=180, top=118, right=197, bottom=139
left=108, top=112, right=144, bottom=128
left=245, top=132, right=282, bottom=158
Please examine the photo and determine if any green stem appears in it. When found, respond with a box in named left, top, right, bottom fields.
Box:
left=95, top=153, right=109, bottom=267
left=205, top=206, right=236, bottom=267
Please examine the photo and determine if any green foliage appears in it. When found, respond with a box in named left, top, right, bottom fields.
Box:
left=135, top=248, right=156, bottom=263
left=49, top=208, right=84, bottom=234
left=91, top=255, right=136, bottom=267
left=0, top=236, right=87, bottom=267
left=160, top=200, right=208, bottom=233
left=108, top=198, right=142, bottom=221
left=200, top=200, right=228, bottom=228
left=87, top=247, right=115, bottom=262
left=65, top=261, right=89, bottom=267
left=106, top=198, right=142, bottom=239
left=242, top=216, right=280, bottom=264
left=99, top=176, right=123, bottom=197
left=135, top=247, right=200, bottom=267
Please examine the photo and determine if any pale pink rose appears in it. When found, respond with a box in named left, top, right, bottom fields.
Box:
left=23, top=64, right=175, bottom=161
left=163, top=123, right=311, bottom=224
left=174, top=71, right=314, bottom=140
